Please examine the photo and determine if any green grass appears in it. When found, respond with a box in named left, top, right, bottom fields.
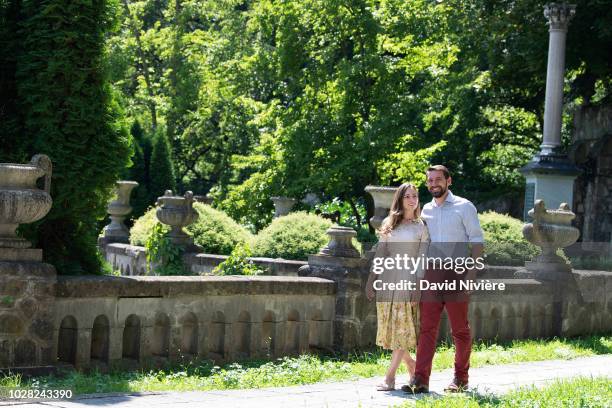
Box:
left=405, top=376, right=612, bottom=407
left=1, top=335, right=610, bottom=395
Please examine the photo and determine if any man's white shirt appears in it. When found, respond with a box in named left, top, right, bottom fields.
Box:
left=421, top=190, right=484, bottom=253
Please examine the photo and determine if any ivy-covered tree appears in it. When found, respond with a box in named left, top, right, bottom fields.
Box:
left=6, top=0, right=132, bottom=274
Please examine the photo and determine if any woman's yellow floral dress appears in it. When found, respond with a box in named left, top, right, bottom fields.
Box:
left=373, top=219, right=429, bottom=350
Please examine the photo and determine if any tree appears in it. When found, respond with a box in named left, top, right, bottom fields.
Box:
left=108, top=0, right=612, bottom=229
left=122, top=121, right=152, bottom=218
left=149, top=128, right=176, bottom=202
left=6, top=0, right=132, bottom=274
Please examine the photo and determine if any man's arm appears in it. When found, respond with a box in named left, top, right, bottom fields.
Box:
left=463, top=202, right=485, bottom=282
left=466, top=243, right=484, bottom=282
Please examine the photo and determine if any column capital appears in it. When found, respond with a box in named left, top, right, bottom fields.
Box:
left=544, top=3, right=576, bottom=31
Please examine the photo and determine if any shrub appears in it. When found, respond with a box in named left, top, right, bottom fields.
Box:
left=478, top=211, right=540, bottom=266
left=129, top=206, right=160, bottom=246
left=130, top=203, right=253, bottom=255
left=252, top=212, right=333, bottom=260
left=212, top=242, right=264, bottom=276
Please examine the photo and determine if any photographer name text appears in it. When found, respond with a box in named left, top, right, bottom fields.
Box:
left=373, top=279, right=505, bottom=291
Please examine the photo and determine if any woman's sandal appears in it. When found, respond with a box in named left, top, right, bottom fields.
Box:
left=376, top=379, right=396, bottom=391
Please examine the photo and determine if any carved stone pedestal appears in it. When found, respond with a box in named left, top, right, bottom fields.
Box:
left=0, top=262, right=57, bottom=368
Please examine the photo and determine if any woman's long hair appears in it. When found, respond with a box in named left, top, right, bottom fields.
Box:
left=379, top=182, right=421, bottom=236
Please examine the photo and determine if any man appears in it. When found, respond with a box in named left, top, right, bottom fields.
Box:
left=402, top=165, right=484, bottom=394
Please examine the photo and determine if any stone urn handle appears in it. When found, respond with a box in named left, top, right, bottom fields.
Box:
left=185, top=191, right=194, bottom=217
left=30, top=154, right=52, bottom=194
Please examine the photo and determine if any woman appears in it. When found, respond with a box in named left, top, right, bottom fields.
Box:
left=366, top=182, right=429, bottom=391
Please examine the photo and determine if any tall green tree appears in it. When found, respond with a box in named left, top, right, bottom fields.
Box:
left=6, top=0, right=132, bottom=274
left=122, top=120, right=152, bottom=218
left=149, top=128, right=176, bottom=202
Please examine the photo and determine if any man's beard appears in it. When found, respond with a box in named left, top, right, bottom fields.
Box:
left=429, top=185, right=447, bottom=198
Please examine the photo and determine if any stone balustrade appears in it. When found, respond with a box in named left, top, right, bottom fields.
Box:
left=52, top=275, right=336, bottom=369
left=103, top=242, right=306, bottom=277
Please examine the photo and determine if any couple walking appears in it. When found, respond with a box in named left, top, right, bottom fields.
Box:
left=366, top=165, right=484, bottom=394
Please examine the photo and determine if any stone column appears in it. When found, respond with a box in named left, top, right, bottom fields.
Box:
left=520, top=3, right=580, bottom=218
left=541, top=3, right=575, bottom=155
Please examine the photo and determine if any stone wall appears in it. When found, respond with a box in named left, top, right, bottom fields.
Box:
left=103, top=243, right=305, bottom=277
left=52, top=275, right=336, bottom=369
left=2, top=260, right=611, bottom=372
left=0, top=262, right=56, bottom=368
left=300, top=256, right=612, bottom=351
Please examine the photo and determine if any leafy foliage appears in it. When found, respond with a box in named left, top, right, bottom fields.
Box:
left=252, top=212, right=332, bottom=260
left=145, top=223, right=186, bottom=276
left=212, top=242, right=264, bottom=276
left=106, top=0, right=612, bottom=231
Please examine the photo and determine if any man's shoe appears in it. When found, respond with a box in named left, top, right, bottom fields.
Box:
left=444, top=377, right=468, bottom=393
left=401, top=377, right=429, bottom=394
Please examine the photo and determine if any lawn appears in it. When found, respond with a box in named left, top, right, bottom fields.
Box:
left=1, top=335, right=610, bottom=395
left=408, top=376, right=612, bottom=407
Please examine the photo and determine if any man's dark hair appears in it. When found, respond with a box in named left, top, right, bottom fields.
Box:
left=427, top=165, right=451, bottom=179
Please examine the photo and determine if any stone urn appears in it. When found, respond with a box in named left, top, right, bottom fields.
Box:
left=156, top=190, right=199, bottom=247
left=522, top=200, right=580, bottom=275
left=318, top=226, right=360, bottom=258
left=364, top=185, right=397, bottom=230
left=271, top=196, right=296, bottom=218
left=0, top=154, right=53, bottom=250
left=102, top=181, right=138, bottom=243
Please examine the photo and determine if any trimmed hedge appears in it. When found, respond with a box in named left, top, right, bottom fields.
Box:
left=479, top=211, right=540, bottom=266
left=252, top=212, right=333, bottom=260
left=130, top=203, right=253, bottom=255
